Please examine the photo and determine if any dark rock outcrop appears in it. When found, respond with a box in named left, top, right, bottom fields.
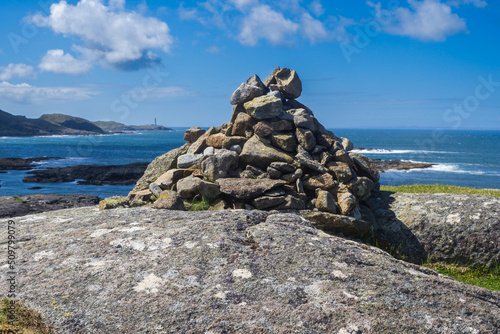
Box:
left=1, top=207, right=498, bottom=333
left=373, top=159, right=435, bottom=172
left=0, top=157, right=62, bottom=170
left=0, top=194, right=99, bottom=218
left=22, top=162, right=148, bottom=185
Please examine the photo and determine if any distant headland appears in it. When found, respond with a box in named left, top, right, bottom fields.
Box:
left=0, top=109, right=173, bottom=137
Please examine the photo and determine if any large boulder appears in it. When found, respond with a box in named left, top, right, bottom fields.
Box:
left=7, top=207, right=498, bottom=334
left=369, top=191, right=500, bottom=267
left=349, top=152, right=380, bottom=182
left=275, top=68, right=302, bottom=99
left=132, top=143, right=190, bottom=192
left=230, top=83, right=263, bottom=105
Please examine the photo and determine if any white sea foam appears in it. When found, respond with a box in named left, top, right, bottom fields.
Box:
left=352, top=149, right=455, bottom=154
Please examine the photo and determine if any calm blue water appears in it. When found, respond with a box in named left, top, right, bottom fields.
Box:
left=1, top=129, right=499, bottom=198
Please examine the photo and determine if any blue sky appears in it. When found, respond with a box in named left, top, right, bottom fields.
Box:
left=0, top=0, right=499, bottom=129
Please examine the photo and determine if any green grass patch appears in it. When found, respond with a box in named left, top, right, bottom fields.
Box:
left=186, top=195, right=211, bottom=211
left=380, top=184, right=500, bottom=197
left=14, top=198, right=24, bottom=203
left=423, top=262, right=500, bottom=291
left=0, top=298, right=56, bottom=333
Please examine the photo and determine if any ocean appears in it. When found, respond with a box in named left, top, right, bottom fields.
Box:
left=1, top=129, right=499, bottom=198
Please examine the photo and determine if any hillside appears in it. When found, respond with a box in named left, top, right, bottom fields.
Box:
left=40, top=113, right=105, bottom=134
left=0, top=109, right=62, bottom=137
left=93, top=120, right=173, bottom=132
left=0, top=109, right=105, bottom=137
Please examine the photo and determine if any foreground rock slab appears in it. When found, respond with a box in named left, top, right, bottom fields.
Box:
left=1, top=207, right=498, bottom=333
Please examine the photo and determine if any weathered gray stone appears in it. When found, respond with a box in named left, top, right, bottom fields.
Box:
left=303, top=173, right=337, bottom=191
left=183, top=126, right=206, bottom=143
left=99, top=196, right=129, bottom=211
left=272, top=194, right=306, bottom=210
left=3, top=207, right=499, bottom=334
left=263, top=188, right=286, bottom=197
left=295, top=152, right=328, bottom=173
left=230, top=83, right=264, bottom=105
left=296, top=127, right=316, bottom=151
left=267, top=166, right=282, bottom=179
left=302, top=211, right=373, bottom=238
left=229, top=144, right=242, bottom=154
left=333, top=148, right=354, bottom=167
left=275, top=68, right=302, bottom=99
left=369, top=192, right=500, bottom=267
left=327, top=161, right=353, bottom=183
left=270, top=119, right=293, bottom=132
left=341, top=137, right=354, bottom=151
left=133, top=143, right=190, bottom=192
left=263, top=66, right=280, bottom=87
left=337, top=192, right=357, bottom=215
left=201, top=149, right=238, bottom=181
left=198, top=180, right=221, bottom=201
left=216, top=178, right=287, bottom=200
left=253, top=121, right=273, bottom=137
left=349, top=152, right=380, bottom=182
left=240, top=136, right=293, bottom=168
left=176, top=176, right=202, bottom=199
left=203, top=146, right=215, bottom=156
left=252, top=195, right=286, bottom=209
left=293, top=115, right=316, bottom=132
left=246, top=74, right=268, bottom=93
left=281, top=168, right=303, bottom=183
left=154, top=169, right=190, bottom=190
left=244, top=95, right=283, bottom=120
left=149, top=182, right=162, bottom=197
left=177, top=153, right=203, bottom=169
left=151, top=190, right=185, bottom=210
left=348, top=177, right=374, bottom=201
left=270, top=162, right=296, bottom=173
left=270, top=133, right=297, bottom=152
left=127, top=189, right=153, bottom=202
left=315, top=190, right=337, bottom=213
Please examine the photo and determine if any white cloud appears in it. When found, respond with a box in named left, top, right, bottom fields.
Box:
left=0, top=64, right=36, bottom=81
left=238, top=4, right=299, bottom=46
left=0, top=81, right=98, bottom=104
left=301, top=12, right=329, bottom=43
left=309, top=0, right=325, bottom=17
left=39, top=49, right=92, bottom=75
left=447, top=0, right=487, bottom=7
left=374, top=0, right=468, bottom=42
left=206, top=45, right=222, bottom=54
left=30, top=0, right=173, bottom=71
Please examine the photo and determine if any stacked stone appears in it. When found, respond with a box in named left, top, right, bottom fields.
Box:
left=127, top=67, right=379, bottom=220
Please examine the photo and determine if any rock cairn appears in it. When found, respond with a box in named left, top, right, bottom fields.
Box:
left=125, top=67, right=380, bottom=223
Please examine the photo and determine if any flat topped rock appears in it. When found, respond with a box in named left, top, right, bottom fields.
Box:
left=3, top=207, right=499, bottom=333
left=216, top=178, right=287, bottom=200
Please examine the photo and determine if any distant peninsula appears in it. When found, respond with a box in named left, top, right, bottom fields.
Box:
left=0, top=109, right=172, bottom=137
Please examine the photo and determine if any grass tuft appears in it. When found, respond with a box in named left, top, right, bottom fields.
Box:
left=186, top=195, right=211, bottom=211
left=0, top=298, right=56, bottom=333
left=423, top=262, right=500, bottom=291
left=380, top=184, right=500, bottom=197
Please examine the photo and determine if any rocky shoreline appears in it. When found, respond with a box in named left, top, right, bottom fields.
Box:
left=0, top=194, right=100, bottom=218
left=0, top=157, right=63, bottom=170
left=22, top=162, right=149, bottom=185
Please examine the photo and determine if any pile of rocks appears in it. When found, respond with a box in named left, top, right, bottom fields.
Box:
left=125, top=67, right=379, bottom=223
